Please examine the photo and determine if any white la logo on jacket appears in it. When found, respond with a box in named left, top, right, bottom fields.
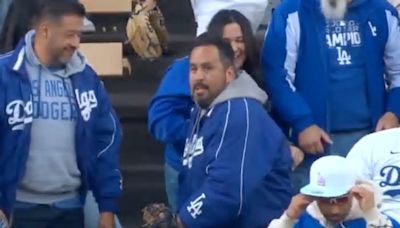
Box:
left=183, top=134, right=204, bottom=169
left=187, top=193, right=206, bottom=219
left=6, top=99, right=33, bottom=130
left=75, top=89, right=98, bottom=121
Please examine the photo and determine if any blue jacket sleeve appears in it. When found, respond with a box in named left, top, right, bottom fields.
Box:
left=0, top=66, right=8, bottom=219
left=262, top=8, right=314, bottom=134
left=148, top=58, right=193, bottom=144
left=384, top=9, right=400, bottom=117
left=0, top=62, right=14, bottom=220
left=91, top=80, right=123, bottom=213
left=179, top=99, right=290, bottom=227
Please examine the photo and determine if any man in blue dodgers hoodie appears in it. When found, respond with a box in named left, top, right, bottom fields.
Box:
left=174, top=34, right=292, bottom=228
left=268, top=156, right=400, bottom=228
left=262, top=0, right=400, bottom=190
left=0, top=1, right=122, bottom=227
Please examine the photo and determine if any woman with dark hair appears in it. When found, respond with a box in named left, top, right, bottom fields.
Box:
left=148, top=9, right=300, bottom=214
left=208, top=10, right=303, bottom=171
left=207, top=9, right=259, bottom=77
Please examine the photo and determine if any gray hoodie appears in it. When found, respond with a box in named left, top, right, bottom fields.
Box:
left=16, top=30, right=86, bottom=204
left=194, top=70, right=268, bottom=124
left=210, top=70, right=268, bottom=107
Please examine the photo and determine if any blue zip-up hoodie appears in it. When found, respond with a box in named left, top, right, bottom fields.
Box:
left=148, top=57, right=193, bottom=171
left=178, top=72, right=292, bottom=227
left=0, top=37, right=122, bottom=218
left=262, top=0, right=400, bottom=141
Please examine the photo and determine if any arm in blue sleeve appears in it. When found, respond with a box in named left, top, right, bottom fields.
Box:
left=262, top=9, right=314, bottom=134
left=92, top=80, right=123, bottom=213
left=179, top=100, right=288, bottom=227
left=148, top=96, right=192, bottom=143
left=384, top=10, right=400, bottom=117
left=148, top=58, right=193, bottom=144
left=0, top=72, right=3, bottom=213
left=0, top=72, right=9, bottom=219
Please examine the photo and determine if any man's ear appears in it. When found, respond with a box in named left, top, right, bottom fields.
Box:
left=37, top=22, right=50, bottom=39
left=225, top=65, right=236, bottom=83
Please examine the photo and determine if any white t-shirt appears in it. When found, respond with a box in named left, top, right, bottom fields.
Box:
left=346, top=128, right=400, bottom=223
left=191, top=0, right=269, bottom=35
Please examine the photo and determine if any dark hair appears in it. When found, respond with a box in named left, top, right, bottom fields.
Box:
left=191, top=32, right=235, bottom=68
left=207, top=9, right=258, bottom=75
left=35, top=0, right=86, bottom=23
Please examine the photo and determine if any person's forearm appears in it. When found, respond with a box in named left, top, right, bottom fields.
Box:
left=99, top=212, right=115, bottom=228
left=364, top=207, right=394, bottom=228
left=176, top=216, right=186, bottom=228
left=267, top=212, right=298, bottom=228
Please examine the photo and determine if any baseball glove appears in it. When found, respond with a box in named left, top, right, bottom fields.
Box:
left=142, top=203, right=177, bottom=228
left=126, top=0, right=169, bottom=60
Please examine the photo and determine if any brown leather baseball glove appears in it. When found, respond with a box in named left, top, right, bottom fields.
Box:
left=142, top=203, right=177, bottom=228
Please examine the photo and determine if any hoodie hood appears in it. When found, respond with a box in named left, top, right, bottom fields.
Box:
left=209, top=70, right=268, bottom=107
left=306, top=181, right=383, bottom=227
left=24, top=30, right=86, bottom=78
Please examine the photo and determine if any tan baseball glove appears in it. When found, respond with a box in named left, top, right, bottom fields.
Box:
left=126, top=0, right=169, bottom=60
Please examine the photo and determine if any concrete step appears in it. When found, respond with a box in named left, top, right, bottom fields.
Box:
left=119, top=122, right=164, bottom=165
left=118, top=168, right=166, bottom=227
left=102, top=54, right=186, bottom=119
left=117, top=121, right=167, bottom=227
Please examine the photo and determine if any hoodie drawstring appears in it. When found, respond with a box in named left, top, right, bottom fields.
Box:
left=193, top=108, right=202, bottom=135
left=188, top=107, right=202, bottom=146
left=36, top=66, right=43, bottom=116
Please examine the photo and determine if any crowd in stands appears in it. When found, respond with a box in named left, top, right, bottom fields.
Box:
left=0, top=0, right=400, bottom=227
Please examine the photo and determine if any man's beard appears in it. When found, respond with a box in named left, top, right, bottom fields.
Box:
left=321, top=0, right=348, bottom=20
left=49, top=44, right=75, bottom=65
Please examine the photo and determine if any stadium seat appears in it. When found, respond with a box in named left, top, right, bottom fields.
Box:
left=79, top=42, right=124, bottom=76
left=80, top=0, right=132, bottom=13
